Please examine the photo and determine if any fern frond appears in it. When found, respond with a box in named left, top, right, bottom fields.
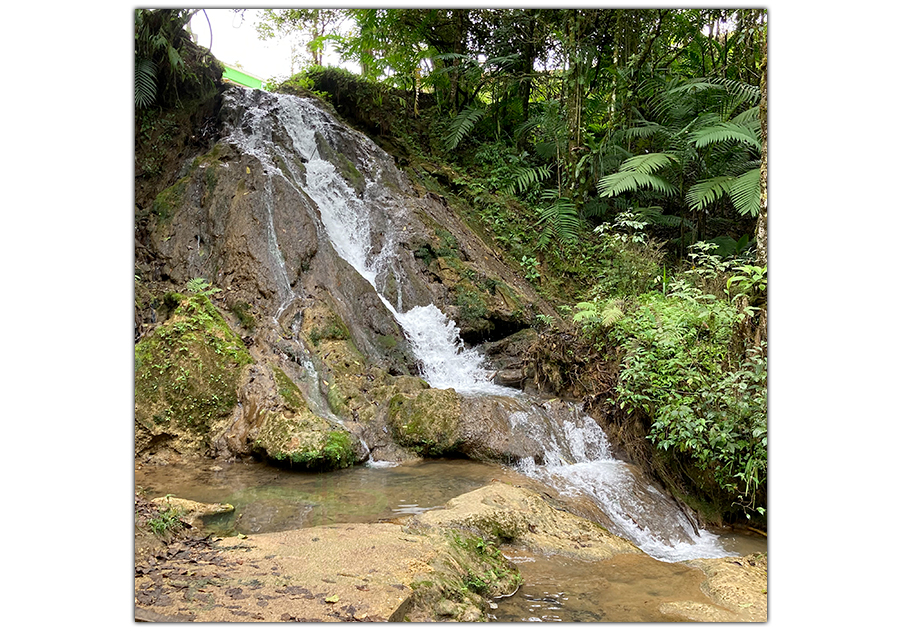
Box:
left=573, top=301, right=599, bottom=323
left=443, top=106, right=485, bottom=151
left=598, top=171, right=678, bottom=198
left=600, top=299, right=625, bottom=327
left=503, top=165, right=552, bottom=195
left=727, top=167, right=761, bottom=217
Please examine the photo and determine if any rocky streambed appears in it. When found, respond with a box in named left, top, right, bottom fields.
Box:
left=135, top=478, right=766, bottom=623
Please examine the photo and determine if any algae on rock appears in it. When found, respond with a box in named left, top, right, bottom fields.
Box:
left=134, top=293, right=253, bottom=456
left=388, top=388, right=463, bottom=457
left=253, top=365, right=359, bottom=471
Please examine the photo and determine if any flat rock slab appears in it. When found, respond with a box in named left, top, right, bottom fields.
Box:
left=411, top=481, right=641, bottom=561
left=134, top=522, right=440, bottom=622
left=678, top=554, right=768, bottom=622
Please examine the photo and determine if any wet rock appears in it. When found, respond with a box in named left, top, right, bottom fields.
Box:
left=410, top=481, right=641, bottom=561
left=676, top=554, right=767, bottom=622
left=150, top=496, right=234, bottom=529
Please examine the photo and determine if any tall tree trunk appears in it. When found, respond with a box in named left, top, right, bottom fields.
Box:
left=755, top=31, right=767, bottom=265
left=564, top=9, right=586, bottom=196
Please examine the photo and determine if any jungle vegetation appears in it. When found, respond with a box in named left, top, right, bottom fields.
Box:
left=136, top=8, right=768, bottom=524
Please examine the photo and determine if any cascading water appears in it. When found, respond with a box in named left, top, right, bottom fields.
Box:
left=221, top=87, right=729, bottom=562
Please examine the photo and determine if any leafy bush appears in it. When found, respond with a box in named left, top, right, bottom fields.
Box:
left=590, top=289, right=766, bottom=517
left=148, top=505, right=184, bottom=537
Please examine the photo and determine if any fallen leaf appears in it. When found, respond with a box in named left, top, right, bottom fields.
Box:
left=325, top=595, right=340, bottom=604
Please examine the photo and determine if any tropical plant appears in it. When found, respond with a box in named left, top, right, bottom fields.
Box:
left=186, top=277, right=221, bottom=296
left=595, top=75, right=762, bottom=247
left=134, top=9, right=220, bottom=109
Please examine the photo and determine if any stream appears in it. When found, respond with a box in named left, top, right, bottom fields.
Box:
left=135, top=458, right=765, bottom=622
left=137, top=87, right=766, bottom=621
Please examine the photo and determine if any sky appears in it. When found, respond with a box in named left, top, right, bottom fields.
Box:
left=189, top=8, right=359, bottom=82
left=189, top=9, right=296, bottom=82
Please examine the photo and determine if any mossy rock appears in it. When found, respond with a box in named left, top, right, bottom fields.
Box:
left=134, top=294, right=253, bottom=455
left=252, top=411, right=357, bottom=471
left=393, top=531, right=522, bottom=622
left=387, top=388, right=462, bottom=457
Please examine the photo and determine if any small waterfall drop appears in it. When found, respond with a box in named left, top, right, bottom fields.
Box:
left=221, top=87, right=729, bottom=562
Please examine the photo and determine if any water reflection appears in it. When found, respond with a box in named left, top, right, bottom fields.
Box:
left=135, top=458, right=514, bottom=535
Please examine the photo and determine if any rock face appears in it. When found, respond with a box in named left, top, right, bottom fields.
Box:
left=134, top=86, right=555, bottom=465
left=673, top=554, right=768, bottom=622
left=134, top=294, right=253, bottom=458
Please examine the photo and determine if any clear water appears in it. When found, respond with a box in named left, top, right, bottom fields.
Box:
left=492, top=548, right=718, bottom=622
left=135, top=458, right=765, bottom=622
left=135, top=458, right=515, bottom=535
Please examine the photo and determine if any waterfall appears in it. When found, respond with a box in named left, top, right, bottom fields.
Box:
left=221, top=87, right=729, bottom=562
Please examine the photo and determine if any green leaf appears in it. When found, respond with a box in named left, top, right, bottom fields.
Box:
left=686, top=175, right=733, bottom=211
left=727, top=167, right=761, bottom=216
left=443, top=106, right=485, bottom=151
left=598, top=171, right=678, bottom=198
left=617, top=152, right=677, bottom=174
left=691, top=122, right=761, bottom=152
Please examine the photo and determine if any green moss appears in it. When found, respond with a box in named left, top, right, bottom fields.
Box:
left=400, top=532, right=522, bottom=622
left=454, top=286, right=488, bottom=322
left=435, top=228, right=460, bottom=258
left=308, top=314, right=351, bottom=346
left=388, top=388, right=462, bottom=457
left=229, top=300, right=256, bottom=332
left=376, top=334, right=398, bottom=350
left=255, top=414, right=356, bottom=471
left=326, top=383, right=349, bottom=417
left=151, top=176, right=191, bottom=223
left=273, top=367, right=307, bottom=412
left=135, top=294, right=253, bottom=449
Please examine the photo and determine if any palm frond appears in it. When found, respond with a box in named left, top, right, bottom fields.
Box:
left=503, top=165, right=552, bottom=195
left=537, top=193, right=582, bottom=245
left=617, top=152, right=677, bottom=174
left=624, top=121, right=664, bottom=140
left=730, top=105, right=760, bottom=126
left=534, top=140, right=560, bottom=160
left=638, top=206, right=693, bottom=229
left=712, top=77, right=761, bottom=107
left=727, top=167, right=761, bottom=216
left=443, top=106, right=485, bottom=151
left=135, top=57, right=158, bottom=108
left=691, top=122, right=761, bottom=152
left=686, top=175, right=734, bottom=211
left=598, top=171, right=678, bottom=198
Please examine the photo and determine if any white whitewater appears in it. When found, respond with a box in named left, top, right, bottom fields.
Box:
left=509, top=404, right=727, bottom=562
left=222, top=87, right=729, bottom=561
